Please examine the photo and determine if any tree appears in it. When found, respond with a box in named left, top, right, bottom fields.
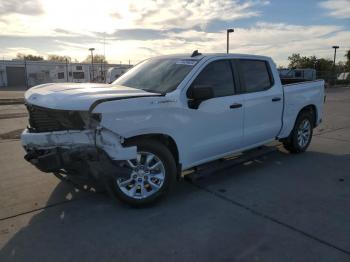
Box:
left=345, top=49, right=350, bottom=70
left=287, top=53, right=317, bottom=69
left=16, top=53, right=44, bottom=61
left=345, top=49, right=350, bottom=61
left=82, top=54, right=107, bottom=64
left=288, top=53, right=333, bottom=71
left=47, top=54, right=71, bottom=62
left=314, top=58, right=333, bottom=72
left=337, top=61, right=346, bottom=72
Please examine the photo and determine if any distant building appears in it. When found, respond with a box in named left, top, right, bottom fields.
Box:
left=0, top=60, right=132, bottom=88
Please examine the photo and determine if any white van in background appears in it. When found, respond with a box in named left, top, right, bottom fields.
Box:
left=106, top=67, right=130, bottom=83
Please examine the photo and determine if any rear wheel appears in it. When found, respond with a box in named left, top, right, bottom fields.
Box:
left=283, top=111, right=313, bottom=153
left=110, top=139, right=177, bottom=206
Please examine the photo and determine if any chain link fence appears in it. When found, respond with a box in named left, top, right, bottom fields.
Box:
left=279, top=68, right=350, bottom=87
left=0, top=60, right=132, bottom=89
left=317, top=70, right=350, bottom=87
left=1, top=60, right=349, bottom=89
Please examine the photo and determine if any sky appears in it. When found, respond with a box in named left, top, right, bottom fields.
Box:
left=0, top=0, right=349, bottom=66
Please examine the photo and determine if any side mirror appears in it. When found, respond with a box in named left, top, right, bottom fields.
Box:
left=188, top=85, right=214, bottom=109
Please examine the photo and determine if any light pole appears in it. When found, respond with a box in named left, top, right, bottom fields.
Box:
left=332, top=45, right=339, bottom=67
left=65, top=58, right=69, bottom=82
left=332, top=46, right=339, bottom=86
left=226, top=28, right=234, bottom=54
left=89, top=48, right=95, bottom=82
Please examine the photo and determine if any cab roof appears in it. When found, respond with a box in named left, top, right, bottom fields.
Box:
left=154, top=52, right=272, bottom=61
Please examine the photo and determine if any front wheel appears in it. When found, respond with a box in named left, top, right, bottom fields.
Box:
left=283, top=111, right=314, bottom=153
left=110, top=139, right=177, bottom=206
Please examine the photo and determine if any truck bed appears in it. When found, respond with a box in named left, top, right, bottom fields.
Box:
left=278, top=79, right=325, bottom=138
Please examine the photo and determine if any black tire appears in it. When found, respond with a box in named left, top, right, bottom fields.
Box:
left=109, top=139, right=177, bottom=207
left=283, top=110, right=314, bottom=153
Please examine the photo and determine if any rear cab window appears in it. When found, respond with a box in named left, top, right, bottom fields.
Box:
left=237, top=59, right=274, bottom=93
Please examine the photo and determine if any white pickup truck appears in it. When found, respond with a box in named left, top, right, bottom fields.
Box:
left=21, top=52, right=325, bottom=206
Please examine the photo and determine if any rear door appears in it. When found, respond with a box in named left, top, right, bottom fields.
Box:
left=236, top=59, right=283, bottom=147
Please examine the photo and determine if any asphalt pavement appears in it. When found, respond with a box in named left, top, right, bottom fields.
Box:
left=0, top=87, right=350, bottom=262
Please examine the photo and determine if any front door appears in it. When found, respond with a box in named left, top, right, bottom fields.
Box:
left=182, top=59, right=244, bottom=166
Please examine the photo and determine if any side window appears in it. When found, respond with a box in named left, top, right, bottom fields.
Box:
left=191, top=60, right=234, bottom=97
left=239, top=60, right=272, bottom=93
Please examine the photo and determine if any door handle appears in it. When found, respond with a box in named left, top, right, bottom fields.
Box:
left=272, top=97, right=281, bottom=102
left=230, top=103, right=242, bottom=109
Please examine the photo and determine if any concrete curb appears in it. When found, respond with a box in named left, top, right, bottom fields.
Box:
left=0, top=99, right=25, bottom=105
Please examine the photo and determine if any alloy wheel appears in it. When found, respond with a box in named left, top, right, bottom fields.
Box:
left=297, top=119, right=311, bottom=148
left=116, top=151, right=166, bottom=199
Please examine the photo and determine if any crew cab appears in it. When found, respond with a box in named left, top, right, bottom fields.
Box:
left=21, top=52, right=325, bottom=206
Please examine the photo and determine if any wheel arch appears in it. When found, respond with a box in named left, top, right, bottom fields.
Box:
left=279, top=103, right=318, bottom=140
left=281, top=104, right=315, bottom=153
left=123, top=133, right=180, bottom=166
left=297, top=104, right=317, bottom=127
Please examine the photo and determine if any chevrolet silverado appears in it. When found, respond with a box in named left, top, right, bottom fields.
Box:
left=21, top=52, right=325, bottom=206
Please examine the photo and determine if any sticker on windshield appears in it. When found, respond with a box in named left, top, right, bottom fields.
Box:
left=175, top=59, right=197, bottom=66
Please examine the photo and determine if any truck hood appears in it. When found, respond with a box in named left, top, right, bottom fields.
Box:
left=24, top=83, right=160, bottom=111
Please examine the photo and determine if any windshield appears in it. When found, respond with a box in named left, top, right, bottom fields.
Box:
left=112, top=57, right=197, bottom=94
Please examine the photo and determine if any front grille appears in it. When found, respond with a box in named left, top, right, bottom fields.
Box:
left=27, top=105, right=85, bottom=132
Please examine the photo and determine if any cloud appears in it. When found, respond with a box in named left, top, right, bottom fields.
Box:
left=54, top=28, right=70, bottom=34
left=99, top=27, right=202, bottom=41
left=0, top=34, right=99, bottom=59
left=0, top=0, right=43, bottom=16
left=126, top=22, right=350, bottom=65
left=1, top=21, right=349, bottom=66
left=53, top=28, right=94, bottom=38
left=320, top=0, right=350, bottom=19
left=109, top=29, right=168, bottom=40
left=0, top=0, right=349, bottom=66
left=110, top=11, right=122, bottom=19
left=128, top=0, right=270, bottom=29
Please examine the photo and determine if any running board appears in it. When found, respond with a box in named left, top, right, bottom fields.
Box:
left=183, top=142, right=280, bottom=182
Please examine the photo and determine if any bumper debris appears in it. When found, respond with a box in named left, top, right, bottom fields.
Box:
left=21, top=128, right=136, bottom=161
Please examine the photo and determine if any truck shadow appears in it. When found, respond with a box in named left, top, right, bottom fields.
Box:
left=1, top=148, right=349, bottom=262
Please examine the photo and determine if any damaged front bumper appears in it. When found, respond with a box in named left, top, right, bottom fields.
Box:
left=21, top=128, right=137, bottom=173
